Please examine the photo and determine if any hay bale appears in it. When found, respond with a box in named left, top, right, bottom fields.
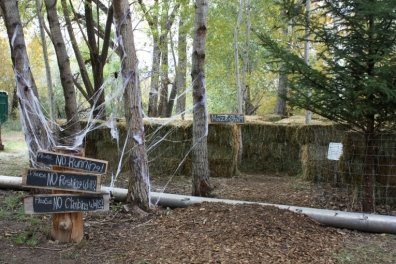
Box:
left=240, top=122, right=301, bottom=174
left=82, top=119, right=239, bottom=178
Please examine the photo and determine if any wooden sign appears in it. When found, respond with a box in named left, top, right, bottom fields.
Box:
left=36, top=150, right=108, bottom=174
left=209, top=114, right=245, bottom=124
left=24, top=194, right=109, bottom=214
left=23, top=168, right=101, bottom=193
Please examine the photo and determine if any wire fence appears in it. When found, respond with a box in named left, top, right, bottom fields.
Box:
left=308, top=130, right=396, bottom=216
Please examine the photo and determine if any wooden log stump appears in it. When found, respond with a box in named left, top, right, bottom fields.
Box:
left=52, top=148, right=84, bottom=243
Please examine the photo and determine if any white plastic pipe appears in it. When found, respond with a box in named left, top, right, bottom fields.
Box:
left=1, top=175, right=396, bottom=234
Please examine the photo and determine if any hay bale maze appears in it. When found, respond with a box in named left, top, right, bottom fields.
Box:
left=81, top=116, right=396, bottom=207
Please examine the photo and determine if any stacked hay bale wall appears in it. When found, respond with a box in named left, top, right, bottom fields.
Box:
left=83, top=119, right=239, bottom=178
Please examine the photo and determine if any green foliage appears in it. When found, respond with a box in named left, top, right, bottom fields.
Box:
left=258, top=0, right=396, bottom=133
left=206, top=0, right=280, bottom=113
left=2, top=118, right=22, bottom=132
left=0, top=192, right=32, bottom=222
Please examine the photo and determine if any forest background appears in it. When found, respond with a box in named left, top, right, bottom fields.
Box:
left=0, top=0, right=289, bottom=119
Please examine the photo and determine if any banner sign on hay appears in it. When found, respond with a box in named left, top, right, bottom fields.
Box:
left=36, top=150, right=108, bottom=174
left=24, top=194, right=109, bottom=214
left=327, top=142, right=343, bottom=160
left=23, top=168, right=100, bottom=193
left=209, top=114, right=245, bottom=124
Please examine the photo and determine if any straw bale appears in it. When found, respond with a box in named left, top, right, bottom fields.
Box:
left=240, top=123, right=301, bottom=174
left=82, top=118, right=239, bottom=178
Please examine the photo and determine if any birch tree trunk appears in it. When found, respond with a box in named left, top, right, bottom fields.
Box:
left=191, top=0, right=212, bottom=197
left=44, top=0, right=81, bottom=141
left=158, top=40, right=169, bottom=117
left=175, top=16, right=187, bottom=119
left=234, top=0, right=245, bottom=114
left=0, top=0, right=52, bottom=162
left=113, top=0, right=151, bottom=211
left=242, top=0, right=251, bottom=114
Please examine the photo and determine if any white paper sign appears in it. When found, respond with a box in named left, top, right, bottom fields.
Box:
left=327, top=142, right=343, bottom=160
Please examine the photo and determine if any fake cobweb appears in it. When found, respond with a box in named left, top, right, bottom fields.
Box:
left=11, top=9, right=208, bottom=205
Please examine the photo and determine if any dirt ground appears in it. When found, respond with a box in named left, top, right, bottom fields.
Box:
left=1, top=130, right=396, bottom=263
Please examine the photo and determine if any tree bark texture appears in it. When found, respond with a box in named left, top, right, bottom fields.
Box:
left=113, top=0, right=151, bottom=211
left=0, top=0, right=52, bottom=162
left=35, top=0, right=56, bottom=135
left=275, top=69, right=288, bottom=116
left=191, top=0, right=212, bottom=197
left=363, top=128, right=375, bottom=213
left=242, top=0, right=251, bottom=115
left=274, top=16, right=289, bottom=116
left=234, top=0, right=245, bottom=114
left=175, top=17, right=187, bottom=119
left=158, top=41, right=169, bottom=117
left=44, top=0, right=81, bottom=141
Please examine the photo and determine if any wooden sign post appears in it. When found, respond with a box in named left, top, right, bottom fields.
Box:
left=22, top=149, right=109, bottom=243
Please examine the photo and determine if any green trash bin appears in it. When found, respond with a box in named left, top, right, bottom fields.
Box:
left=0, top=91, right=8, bottom=124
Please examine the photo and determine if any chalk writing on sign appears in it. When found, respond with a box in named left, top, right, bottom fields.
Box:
left=209, top=114, right=245, bottom=124
left=36, top=150, right=108, bottom=174
left=23, top=169, right=100, bottom=193
left=24, top=194, right=109, bottom=214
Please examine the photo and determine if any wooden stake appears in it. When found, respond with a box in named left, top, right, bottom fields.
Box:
left=51, top=148, right=84, bottom=243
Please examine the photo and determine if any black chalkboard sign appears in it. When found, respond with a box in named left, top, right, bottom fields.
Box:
left=23, top=169, right=100, bottom=193
left=209, top=114, right=245, bottom=124
left=36, top=150, right=108, bottom=174
left=24, top=194, right=109, bottom=214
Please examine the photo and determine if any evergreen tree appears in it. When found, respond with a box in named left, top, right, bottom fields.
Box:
left=258, top=0, right=396, bottom=212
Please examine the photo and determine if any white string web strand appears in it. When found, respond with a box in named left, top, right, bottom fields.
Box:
left=11, top=24, right=55, bottom=167
left=12, top=1, right=211, bottom=204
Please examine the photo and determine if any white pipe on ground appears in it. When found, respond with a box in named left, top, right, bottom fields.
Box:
left=1, top=175, right=396, bottom=234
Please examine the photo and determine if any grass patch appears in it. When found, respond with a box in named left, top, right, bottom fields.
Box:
left=13, top=231, right=41, bottom=247
left=61, top=251, right=80, bottom=260
left=1, top=119, right=22, bottom=132
left=336, top=234, right=396, bottom=263
left=0, top=192, right=31, bottom=221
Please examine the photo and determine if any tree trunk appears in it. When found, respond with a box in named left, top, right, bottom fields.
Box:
left=274, top=23, right=289, bottom=116
left=84, top=0, right=107, bottom=120
left=166, top=82, right=177, bottom=117
left=304, top=0, right=312, bottom=124
left=139, top=1, right=179, bottom=117
left=1, top=0, right=52, bottom=162
left=35, top=0, right=56, bottom=136
left=113, top=0, right=151, bottom=211
left=44, top=0, right=81, bottom=141
left=275, top=70, right=288, bottom=116
left=10, top=88, right=18, bottom=119
left=363, top=116, right=375, bottom=213
left=191, top=0, right=212, bottom=197
left=175, top=17, right=187, bottom=119
left=234, top=0, right=245, bottom=114
left=148, top=39, right=161, bottom=117
left=158, top=41, right=169, bottom=118
left=242, top=0, right=251, bottom=115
